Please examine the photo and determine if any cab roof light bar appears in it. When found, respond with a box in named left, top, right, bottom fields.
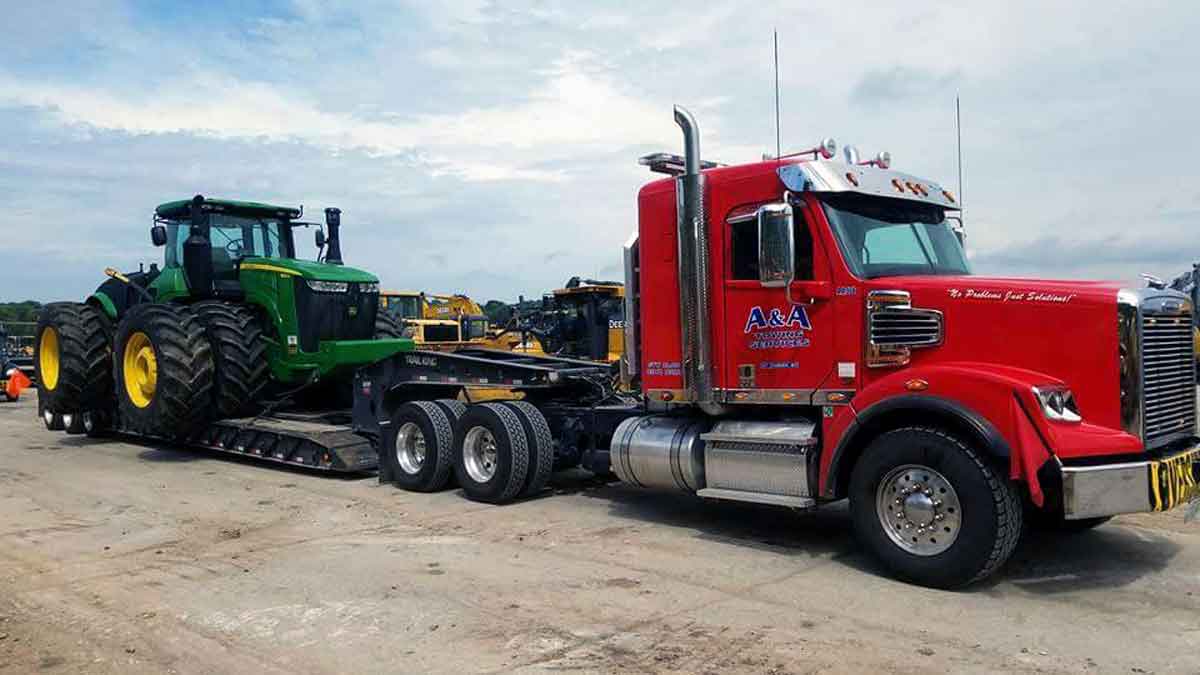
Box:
left=639, top=152, right=721, bottom=176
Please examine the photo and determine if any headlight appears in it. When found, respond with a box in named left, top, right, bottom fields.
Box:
left=1033, top=386, right=1082, bottom=423
left=306, top=280, right=349, bottom=293
left=359, top=282, right=380, bottom=294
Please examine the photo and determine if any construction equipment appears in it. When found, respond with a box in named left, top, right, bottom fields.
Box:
left=522, top=277, right=624, bottom=363
left=381, top=290, right=543, bottom=354
left=35, top=195, right=412, bottom=468
left=1168, top=263, right=1200, bottom=379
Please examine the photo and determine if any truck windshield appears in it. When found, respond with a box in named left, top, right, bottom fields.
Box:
left=820, top=193, right=968, bottom=279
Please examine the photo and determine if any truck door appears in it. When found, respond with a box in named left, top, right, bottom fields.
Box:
left=720, top=198, right=835, bottom=397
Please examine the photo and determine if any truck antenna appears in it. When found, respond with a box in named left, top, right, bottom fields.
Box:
left=773, top=29, right=782, bottom=160
left=956, top=95, right=964, bottom=231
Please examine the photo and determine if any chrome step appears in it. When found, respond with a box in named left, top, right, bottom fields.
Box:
left=697, top=488, right=816, bottom=509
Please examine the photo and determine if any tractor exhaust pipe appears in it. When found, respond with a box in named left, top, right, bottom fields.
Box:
left=183, top=194, right=214, bottom=297
left=673, top=106, right=720, bottom=413
left=323, top=207, right=344, bottom=265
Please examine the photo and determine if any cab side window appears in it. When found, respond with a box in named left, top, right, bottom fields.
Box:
left=728, top=209, right=814, bottom=281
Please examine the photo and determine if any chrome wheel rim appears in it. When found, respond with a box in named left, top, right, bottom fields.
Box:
left=395, top=422, right=427, bottom=474
left=463, top=426, right=498, bottom=483
left=876, top=464, right=962, bottom=556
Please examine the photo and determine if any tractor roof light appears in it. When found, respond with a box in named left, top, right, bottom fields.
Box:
left=776, top=138, right=837, bottom=161
left=858, top=151, right=892, bottom=169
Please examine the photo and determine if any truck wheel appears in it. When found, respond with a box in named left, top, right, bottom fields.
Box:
left=375, top=312, right=404, bottom=339
left=849, top=427, right=1023, bottom=589
left=192, top=301, right=270, bottom=419
left=453, top=402, right=530, bottom=504
left=35, top=302, right=112, bottom=412
left=500, top=400, right=554, bottom=497
left=383, top=401, right=455, bottom=492
left=113, top=304, right=214, bottom=438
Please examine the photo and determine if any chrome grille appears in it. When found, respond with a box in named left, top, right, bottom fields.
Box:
left=869, top=308, right=943, bottom=346
left=1141, top=312, right=1196, bottom=444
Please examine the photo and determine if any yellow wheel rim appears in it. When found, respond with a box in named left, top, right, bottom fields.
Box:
left=39, top=328, right=60, bottom=391
left=122, top=331, right=157, bottom=409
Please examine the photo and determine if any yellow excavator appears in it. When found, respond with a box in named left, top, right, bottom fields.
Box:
left=380, top=290, right=541, bottom=353
left=525, top=278, right=624, bottom=364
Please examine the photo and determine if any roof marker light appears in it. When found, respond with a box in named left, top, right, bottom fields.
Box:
left=777, top=138, right=837, bottom=161
left=843, top=145, right=861, bottom=164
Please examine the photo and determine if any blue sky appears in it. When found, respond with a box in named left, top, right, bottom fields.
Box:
left=1, top=1, right=1198, bottom=302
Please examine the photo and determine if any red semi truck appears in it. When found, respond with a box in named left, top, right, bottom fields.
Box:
left=355, top=106, right=1200, bottom=588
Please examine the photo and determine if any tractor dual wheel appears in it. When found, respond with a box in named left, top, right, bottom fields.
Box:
left=382, top=401, right=455, bottom=492
left=35, top=302, right=112, bottom=412
left=453, top=402, right=530, bottom=504
left=113, top=304, right=214, bottom=439
left=192, top=301, right=269, bottom=419
left=375, top=311, right=405, bottom=339
left=849, top=426, right=1024, bottom=589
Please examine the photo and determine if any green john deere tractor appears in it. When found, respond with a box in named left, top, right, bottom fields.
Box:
left=35, top=195, right=412, bottom=437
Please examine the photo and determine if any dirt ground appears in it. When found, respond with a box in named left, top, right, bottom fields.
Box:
left=1, top=393, right=1198, bottom=674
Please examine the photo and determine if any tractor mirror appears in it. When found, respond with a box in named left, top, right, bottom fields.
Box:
left=150, top=225, right=167, bottom=247
left=315, top=229, right=326, bottom=249
left=757, top=203, right=794, bottom=288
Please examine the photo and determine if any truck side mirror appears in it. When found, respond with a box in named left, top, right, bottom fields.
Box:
left=150, top=224, right=167, bottom=247
left=315, top=229, right=326, bottom=249
left=757, top=203, right=794, bottom=288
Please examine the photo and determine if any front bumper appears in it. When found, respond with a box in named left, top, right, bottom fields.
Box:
left=1061, top=444, right=1200, bottom=519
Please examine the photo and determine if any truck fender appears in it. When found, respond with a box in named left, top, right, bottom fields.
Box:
left=823, top=363, right=1060, bottom=506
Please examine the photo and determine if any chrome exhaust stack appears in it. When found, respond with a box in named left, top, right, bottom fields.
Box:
left=672, top=106, right=721, bottom=413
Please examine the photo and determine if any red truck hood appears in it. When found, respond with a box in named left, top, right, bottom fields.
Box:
left=869, top=275, right=1126, bottom=428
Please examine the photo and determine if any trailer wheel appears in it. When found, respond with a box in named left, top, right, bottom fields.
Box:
left=500, top=401, right=554, bottom=497
left=113, top=304, right=214, bottom=438
left=42, top=407, right=65, bottom=431
left=849, top=426, right=1023, bottom=589
left=81, top=410, right=110, bottom=438
left=62, top=411, right=87, bottom=435
left=434, top=399, right=467, bottom=425
left=453, top=402, right=530, bottom=504
left=382, top=401, right=455, bottom=492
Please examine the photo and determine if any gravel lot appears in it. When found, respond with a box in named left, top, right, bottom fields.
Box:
left=1, top=392, right=1198, bottom=674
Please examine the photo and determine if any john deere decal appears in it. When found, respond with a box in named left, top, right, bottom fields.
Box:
left=744, top=305, right=812, bottom=350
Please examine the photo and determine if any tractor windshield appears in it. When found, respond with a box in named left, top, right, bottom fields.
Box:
left=164, top=215, right=296, bottom=270
left=821, top=193, right=969, bottom=279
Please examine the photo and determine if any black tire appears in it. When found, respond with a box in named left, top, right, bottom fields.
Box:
left=434, top=398, right=467, bottom=425
left=34, top=302, right=112, bottom=412
left=382, top=401, right=455, bottom=492
left=500, top=400, right=554, bottom=497
left=849, top=426, right=1024, bottom=589
left=81, top=409, right=110, bottom=438
left=42, top=408, right=65, bottom=431
left=113, top=304, right=214, bottom=438
left=375, top=311, right=404, bottom=339
left=62, top=411, right=86, bottom=435
left=192, top=301, right=270, bottom=419
left=452, top=402, right=530, bottom=504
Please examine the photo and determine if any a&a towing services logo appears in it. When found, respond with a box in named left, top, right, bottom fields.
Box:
left=744, top=305, right=812, bottom=350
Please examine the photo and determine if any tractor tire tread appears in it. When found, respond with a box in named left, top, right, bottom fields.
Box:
left=501, top=400, right=554, bottom=497
left=35, top=302, right=112, bottom=411
left=192, top=301, right=269, bottom=418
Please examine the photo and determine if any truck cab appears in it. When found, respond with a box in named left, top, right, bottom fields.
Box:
left=618, top=107, right=1200, bottom=586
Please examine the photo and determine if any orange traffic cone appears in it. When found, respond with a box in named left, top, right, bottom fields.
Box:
left=6, top=368, right=31, bottom=401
